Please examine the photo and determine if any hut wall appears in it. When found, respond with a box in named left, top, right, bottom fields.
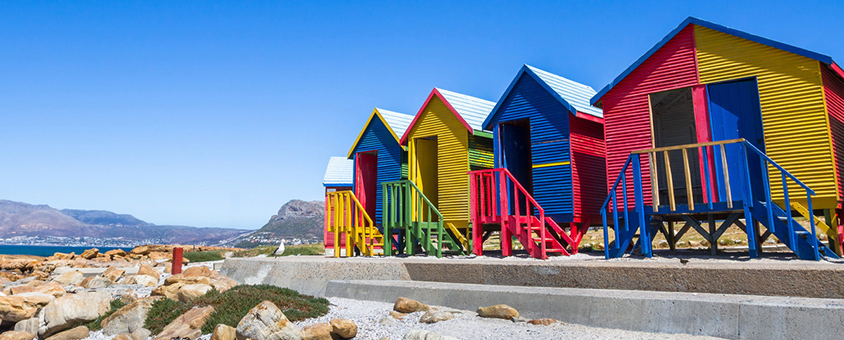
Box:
left=468, top=134, right=494, bottom=170
left=601, top=25, right=698, bottom=206
left=570, top=116, right=606, bottom=221
left=823, top=66, right=844, bottom=202
left=407, top=96, right=471, bottom=228
left=695, top=25, right=837, bottom=208
left=351, top=117, right=404, bottom=224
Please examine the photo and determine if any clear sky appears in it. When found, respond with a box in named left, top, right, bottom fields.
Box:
left=2, top=1, right=842, bottom=229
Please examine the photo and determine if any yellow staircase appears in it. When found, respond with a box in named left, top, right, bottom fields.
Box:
left=791, top=202, right=842, bottom=256
left=326, top=191, right=386, bottom=257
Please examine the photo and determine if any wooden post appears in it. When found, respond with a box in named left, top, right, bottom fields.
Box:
left=682, top=148, right=694, bottom=210
left=668, top=221, right=676, bottom=251
left=663, top=151, right=676, bottom=211
left=172, top=247, right=183, bottom=275
left=708, top=214, right=717, bottom=255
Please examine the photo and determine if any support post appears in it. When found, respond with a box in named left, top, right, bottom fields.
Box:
left=708, top=214, right=717, bottom=255
left=172, top=247, right=183, bottom=275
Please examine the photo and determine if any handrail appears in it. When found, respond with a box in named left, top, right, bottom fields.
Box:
left=382, top=179, right=446, bottom=257
left=325, top=190, right=381, bottom=257
left=631, top=138, right=746, bottom=154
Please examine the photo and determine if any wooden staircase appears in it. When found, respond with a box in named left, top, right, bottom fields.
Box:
left=382, top=180, right=466, bottom=257
left=325, top=190, right=387, bottom=257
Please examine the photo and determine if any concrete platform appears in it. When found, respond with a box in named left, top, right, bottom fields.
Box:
left=219, top=254, right=844, bottom=298
left=326, top=279, right=844, bottom=340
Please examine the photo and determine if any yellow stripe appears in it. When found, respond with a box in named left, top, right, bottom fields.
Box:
left=532, top=161, right=570, bottom=169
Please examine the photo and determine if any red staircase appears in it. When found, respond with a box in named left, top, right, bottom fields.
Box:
left=469, top=168, right=577, bottom=259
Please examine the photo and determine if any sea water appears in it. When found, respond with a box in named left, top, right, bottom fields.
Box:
left=0, top=245, right=133, bottom=257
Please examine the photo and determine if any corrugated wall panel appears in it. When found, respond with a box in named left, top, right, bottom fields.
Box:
left=570, top=116, right=606, bottom=221
left=602, top=25, right=699, bottom=206
left=468, top=134, right=494, bottom=170
left=823, top=66, right=844, bottom=202
left=491, top=73, right=574, bottom=219
left=696, top=25, right=838, bottom=208
left=407, top=96, right=471, bottom=228
left=351, top=118, right=405, bottom=225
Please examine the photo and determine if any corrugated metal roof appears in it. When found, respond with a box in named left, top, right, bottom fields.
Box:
left=376, top=108, right=413, bottom=138
left=323, top=156, right=353, bottom=186
left=526, top=65, right=603, bottom=118
left=436, top=88, right=495, bottom=131
left=591, top=16, right=837, bottom=106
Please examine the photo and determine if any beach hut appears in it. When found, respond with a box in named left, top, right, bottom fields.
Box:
left=382, top=88, right=495, bottom=257
left=593, top=17, right=844, bottom=260
left=322, top=157, right=353, bottom=255
left=470, top=65, right=605, bottom=259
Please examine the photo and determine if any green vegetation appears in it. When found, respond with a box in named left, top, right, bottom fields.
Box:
left=231, top=244, right=323, bottom=258
left=182, top=250, right=226, bottom=263
left=85, top=299, right=127, bottom=331
left=144, top=285, right=329, bottom=334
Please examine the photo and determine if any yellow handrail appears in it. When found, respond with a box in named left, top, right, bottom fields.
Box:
left=325, top=191, right=384, bottom=257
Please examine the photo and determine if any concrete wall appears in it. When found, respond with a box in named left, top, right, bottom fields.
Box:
left=326, top=280, right=844, bottom=340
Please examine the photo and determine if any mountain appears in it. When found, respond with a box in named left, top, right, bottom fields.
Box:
left=0, top=200, right=250, bottom=245
left=256, top=200, right=324, bottom=239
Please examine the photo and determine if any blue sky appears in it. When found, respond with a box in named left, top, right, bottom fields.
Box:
left=1, top=1, right=842, bottom=229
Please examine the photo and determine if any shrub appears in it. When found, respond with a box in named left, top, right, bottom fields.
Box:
left=182, top=250, right=225, bottom=263
left=144, top=285, right=329, bottom=334
left=85, top=299, right=127, bottom=331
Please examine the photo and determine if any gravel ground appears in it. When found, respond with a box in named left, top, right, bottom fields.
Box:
left=295, top=297, right=728, bottom=340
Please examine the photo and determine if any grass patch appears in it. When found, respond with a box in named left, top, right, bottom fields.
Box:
left=144, top=285, right=329, bottom=335
left=231, top=245, right=276, bottom=258
left=85, top=299, right=127, bottom=331
left=182, top=250, right=226, bottom=263
left=273, top=244, right=323, bottom=256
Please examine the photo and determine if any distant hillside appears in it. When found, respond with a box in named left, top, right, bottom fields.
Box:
left=256, top=200, right=324, bottom=239
left=0, top=200, right=250, bottom=245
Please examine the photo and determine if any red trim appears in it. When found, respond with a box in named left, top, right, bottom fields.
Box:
left=692, top=24, right=701, bottom=84
left=399, top=88, right=474, bottom=145
left=832, top=63, right=844, bottom=82
left=572, top=111, right=604, bottom=124
left=691, top=85, right=718, bottom=202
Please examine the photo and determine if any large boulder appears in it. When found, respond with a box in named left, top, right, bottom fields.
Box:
left=177, top=284, right=212, bottom=303
left=38, top=291, right=110, bottom=337
left=45, top=325, right=90, bottom=340
left=53, top=271, right=84, bottom=286
left=81, top=276, right=113, bottom=289
left=151, top=282, right=183, bottom=301
left=211, top=324, right=237, bottom=340
left=105, top=249, right=127, bottom=259
left=130, top=246, right=150, bottom=256
left=151, top=306, right=215, bottom=340
left=476, top=304, right=519, bottom=320
left=236, top=301, right=302, bottom=340
left=103, top=267, right=125, bottom=282
left=136, top=264, right=161, bottom=281
left=101, top=297, right=161, bottom=336
left=300, top=323, right=331, bottom=340
left=0, top=331, right=35, bottom=340
left=0, top=293, right=54, bottom=322
left=14, top=316, right=40, bottom=335
left=182, top=266, right=211, bottom=278
left=329, top=319, right=357, bottom=339
left=33, top=282, right=65, bottom=298
left=80, top=249, right=99, bottom=260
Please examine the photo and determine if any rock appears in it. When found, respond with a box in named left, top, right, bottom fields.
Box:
left=402, top=330, right=459, bottom=340
left=177, top=284, right=213, bottom=302
left=151, top=282, right=183, bottom=301
left=211, top=324, right=237, bottom=340
left=164, top=275, right=212, bottom=286
left=53, top=271, right=84, bottom=286
left=8, top=285, right=34, bottom=295
left=388, top=311, right=406, bottom=320
left=689, top=240, right=701, bottom=247
left=418, top=310, right=454, bottom=324
left=80, top=249, right=99, bottom=260
left=0, top=331, right=35, bottom=340
left=477, top=304, right=519, bottom=320
left=378, top=317, right=395, bottom=326
left=235, top=301, right=302, bottom=340
left=132, top=328, right=151, bottom=340
left=0, top=293, right=54, bottom=322
left=151, top=306, right=215, bottom=340
left=14, top=316, right=39, bottom=335
left=148, top=252, right=170, bottom=261
left=301, top=322, right=332, bottom=340
left=82, top=276, right=113, bottom=289
left=127, top=275, right=158, bottom=287
left=45, top=326, right=90, bottom=340
left=209, top=273, right=239, bottom=292
left=103, top=267, right=125, bottom=282
left=182, top=266, right=211, bottom=278
left=112, top=333, right=134, bottom=340
left=130, top=246, right=150, bottom=256
left=657, top=240, right=669, bottom=248
left=527, top=318, right=557, bottom=326
left=329, top=318, right=357, bottom=339
left=137, top=264, right=161, bottom=281
left=105, top=249, right=128, bottom=259
left=34, top=282, right=66, bottom=298
left=101, top=297, right=161, bottom=336
left=38, top=291, right=110, bottom=337
left=393, top=297, right=429, bottom=313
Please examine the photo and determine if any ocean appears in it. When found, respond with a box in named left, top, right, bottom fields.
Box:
left=0, top=245, right=134, bottom=257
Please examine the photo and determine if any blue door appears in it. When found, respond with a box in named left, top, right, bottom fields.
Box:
left=707, top=78, right=766, bottom=202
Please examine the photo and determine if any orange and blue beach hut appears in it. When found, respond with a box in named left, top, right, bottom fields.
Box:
left=382, top=88, right=495, bottom=257
left=470, top=65, right=606, bottom=259
left=594, top=17, right=844, bottom=260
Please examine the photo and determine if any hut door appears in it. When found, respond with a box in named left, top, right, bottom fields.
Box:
left=414, top=137, right=439, bottom=208
left=650, top=88, right=703, bottom=206
left=500, top=121, right=532, bottom=215
left=355, top=152, right=378, bottom=219
left=707, top=78, right=766, bottom=201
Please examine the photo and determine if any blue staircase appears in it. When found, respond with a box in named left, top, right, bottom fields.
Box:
left=601, top=139, right=839, bottom=261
